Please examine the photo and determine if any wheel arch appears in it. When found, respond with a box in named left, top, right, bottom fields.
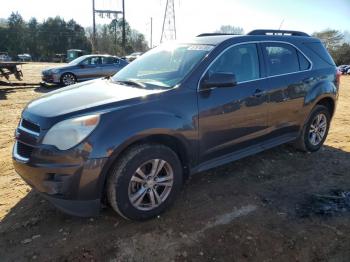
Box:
left=98, top=133, right=191, bottom=202
left=315, top=96, right=335, bottom=118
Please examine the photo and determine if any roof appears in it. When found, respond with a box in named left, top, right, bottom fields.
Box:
left=79, top=54, right=120, bottom=58
left=188, top=35, right=241, bottom=46
left=187, top=29, right=315, bottom=46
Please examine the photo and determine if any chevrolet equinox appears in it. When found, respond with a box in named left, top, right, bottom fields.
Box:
left=13, top=30, right=339, bottom=220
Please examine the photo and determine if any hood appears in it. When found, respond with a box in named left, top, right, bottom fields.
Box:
left=23, top=79, right=166, bottom=128
left=43, top=64, right=73, bottom=73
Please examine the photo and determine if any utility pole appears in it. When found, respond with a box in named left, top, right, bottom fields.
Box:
left=150, top=17, right=153, bottom=49
left=92, top=0, right=123, bottom=53
left=92, top=0, right=96, bottom=51
left=122, top=0, right=126, bottom=52
left=161, top=0, right=176, bottom=43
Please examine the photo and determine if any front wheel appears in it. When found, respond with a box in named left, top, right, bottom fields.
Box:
left=107, top=144, right=183, bottom=220
left=294, top=105, right=331, bottom=152
left=60, top=73, right=76, bottom=86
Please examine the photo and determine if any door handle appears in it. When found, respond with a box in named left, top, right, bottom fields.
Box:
left=303, top=77, right=315, bottom=84
left=253, top=88, right=265, bottom=97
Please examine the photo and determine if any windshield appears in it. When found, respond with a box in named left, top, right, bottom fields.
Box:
left=112, top=43, right=213, bottom=89
left=68, top=55, right=89, bottom=65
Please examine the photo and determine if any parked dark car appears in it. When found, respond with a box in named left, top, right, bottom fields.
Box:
left=0, top=52, right=12, bottom=62
left=17, top=53, right=32, bottom=62
left=337, top=65, right=350, bottom=75
left=13, top=30, right=339, bottom=220
left=42, top=55, right=128, bottom=86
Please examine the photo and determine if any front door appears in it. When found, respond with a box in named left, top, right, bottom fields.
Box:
left=198, top=43, right=269, bottom=163
left=76, top=56, right=102, bottom=81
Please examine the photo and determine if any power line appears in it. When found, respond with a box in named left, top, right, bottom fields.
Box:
left=92, top=0, right=125, bottom=52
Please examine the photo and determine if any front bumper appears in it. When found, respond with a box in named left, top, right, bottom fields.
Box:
left=13, top=141, right=108, bottom=217
left=42, top=73, right=60, bottom=84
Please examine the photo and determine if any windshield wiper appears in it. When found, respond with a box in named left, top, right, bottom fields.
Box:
left=112, top=79, right=146, bottom=88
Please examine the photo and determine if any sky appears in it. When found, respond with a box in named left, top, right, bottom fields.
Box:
left=1, top=0, right=350, bottom=45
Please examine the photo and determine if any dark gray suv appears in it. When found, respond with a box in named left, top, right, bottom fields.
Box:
left=13, top=30, right=339, bottom=220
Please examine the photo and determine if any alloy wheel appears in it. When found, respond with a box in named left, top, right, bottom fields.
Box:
left=128, top=159, right=174, bottom=211
left=308, top=113, right=327, bottom=146
left=62, top=74, right=75, bottom=86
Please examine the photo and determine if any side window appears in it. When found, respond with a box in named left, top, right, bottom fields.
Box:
left=207, top=43, right=260, bottom=83
left=264, top=43, right=305, bottom=76
left=81, top=58, right=91, bottom=65
left=81, top=57, right=101, bottom=65
left=90, top=56, right=101, bottom=65
left=102, top=57, right=119, bottom=65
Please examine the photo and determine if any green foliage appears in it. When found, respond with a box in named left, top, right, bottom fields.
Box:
left=312, top=29, right=344, bottom=50
left=312, top=29, right=350, bottom=65
left=6, top=12, right=26, bottom=56
left=330, top=43, right=350, bottom=65
left=0, top=11, right=149, bottom=60
left=88, top=19, right=148, bottom=56
left=0, top=12, right=92, bottom=61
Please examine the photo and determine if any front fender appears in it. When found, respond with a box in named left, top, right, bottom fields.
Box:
left=90, top=110, right=197, bottom=198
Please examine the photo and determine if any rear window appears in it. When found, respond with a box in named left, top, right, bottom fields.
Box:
left=304, top=42, right=335, bottom=66
left=102, top=57, right=118, bottom=64
left=263, top=43, right=311, bottom=76
left=297, top=52, right=311, bottom=70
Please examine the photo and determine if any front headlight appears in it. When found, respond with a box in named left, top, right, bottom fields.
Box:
left=42, top=115, right=100, bottom=150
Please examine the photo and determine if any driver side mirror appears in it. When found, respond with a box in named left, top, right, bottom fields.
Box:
left=201, top=73, right=237, bottom=90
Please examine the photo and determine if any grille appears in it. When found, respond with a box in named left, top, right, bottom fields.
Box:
left=21, top=119, right=40, bottom=134
left=16, top=142, right=34, bottom=159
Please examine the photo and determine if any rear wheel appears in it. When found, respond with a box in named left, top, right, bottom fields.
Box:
left=107, top=143, right=183, bottom=220
left=294, top=105, right=331, bottom=152
left=60, top=73, right=76, bottom=86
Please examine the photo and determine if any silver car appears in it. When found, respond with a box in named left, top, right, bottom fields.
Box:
left=42, top=54, right=129, bottom=86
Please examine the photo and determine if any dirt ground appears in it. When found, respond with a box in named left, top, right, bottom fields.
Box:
left=1, top=63, right=350, bottom=262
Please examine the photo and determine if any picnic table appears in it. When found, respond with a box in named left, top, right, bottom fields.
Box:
left=0, top=62, right=26, bottom=81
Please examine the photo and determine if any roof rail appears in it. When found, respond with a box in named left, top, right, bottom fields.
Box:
left=247, top=29, right=310, bottom=37
left=197, top=33, right=240, bottom=37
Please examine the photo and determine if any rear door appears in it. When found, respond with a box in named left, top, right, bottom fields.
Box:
left=261, top=42, right=312, bottom=136
left=198, top=43, right=270, bottom=162
left=101, top=57, right=124, bottom=76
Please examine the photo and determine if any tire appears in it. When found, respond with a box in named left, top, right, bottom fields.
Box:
left=60, top=73, right=76, bottom=86
left=294, top=105, right=331, bottom=152
left=107, top=143, right=183, bottom=220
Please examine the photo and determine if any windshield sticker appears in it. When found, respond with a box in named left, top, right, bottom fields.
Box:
left=188, top=45, right=213, bottom=51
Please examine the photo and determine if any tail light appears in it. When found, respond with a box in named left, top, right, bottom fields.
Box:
left=336, top=69, right=341, bottom=88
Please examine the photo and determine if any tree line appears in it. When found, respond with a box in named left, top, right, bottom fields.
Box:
left=0, top=12, right=148, bottom=61
left=313, top=30, right=350, bottom=65
left=0, top=14, right=349, bottom=65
